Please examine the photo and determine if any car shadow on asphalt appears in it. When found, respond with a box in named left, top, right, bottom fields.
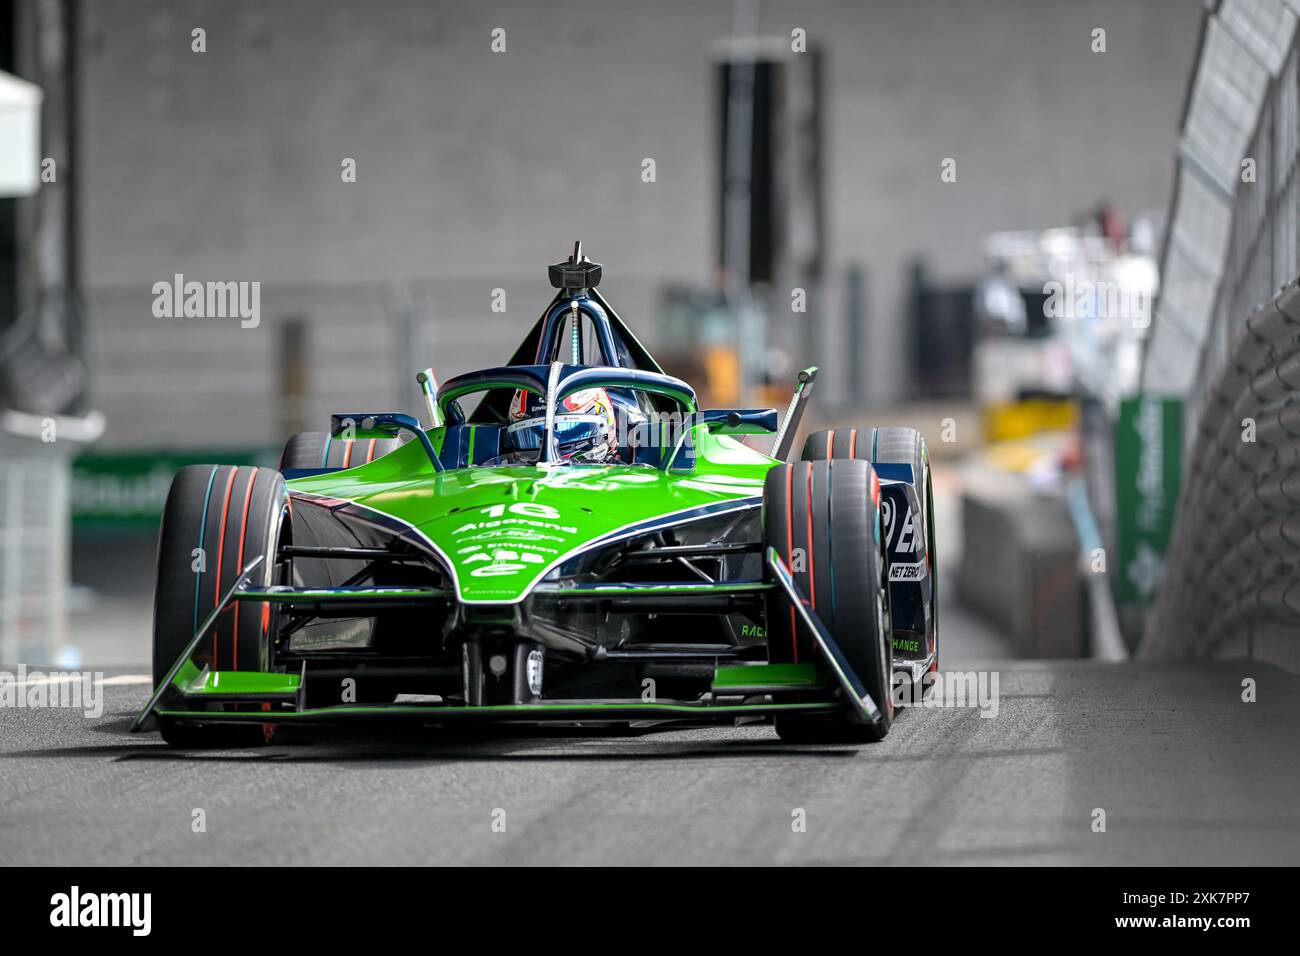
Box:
left=2, top=713, right=868, bottom=762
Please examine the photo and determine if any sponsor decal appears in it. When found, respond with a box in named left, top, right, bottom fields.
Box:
left=889, top=561, right=927, bottom=582
left=880, top=495, right=918, bottom=555
left=1113, top=396, right=1181, bottom=605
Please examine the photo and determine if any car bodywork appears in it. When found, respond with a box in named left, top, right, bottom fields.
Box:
left=134, top=248, right=906, bottom=736
left=875, top=468, right=936, bottom=685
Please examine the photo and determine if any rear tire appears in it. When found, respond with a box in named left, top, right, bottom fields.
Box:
left=763, top=459, right=893, bottom=742
left=801, top=426, right=870, bottom=462
left=279, top=431, right=399, bottom=471
left=801, top=427, right=929, bottom=531
left=152, top=465, right=289, bottom=747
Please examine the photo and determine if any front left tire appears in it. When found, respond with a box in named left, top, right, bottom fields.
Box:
left=151, top=464, right=289, bottom=747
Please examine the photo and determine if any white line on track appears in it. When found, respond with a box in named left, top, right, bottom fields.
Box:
left=2, top=673, right=152, bottom=688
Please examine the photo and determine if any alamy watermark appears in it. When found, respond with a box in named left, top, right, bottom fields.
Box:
left=50, top=886, right=150, bottom=936
left=893, top=669, right=1000, bottom=718
left=152, top=273, right=260, bottom=328
left=1043, top=275, right=1151, bottom=329
left=0, top=665, right=104, bottom=719
left=617, top=410, right=744, bottom=451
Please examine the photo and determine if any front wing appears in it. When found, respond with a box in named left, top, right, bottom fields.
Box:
left=132, top=550, right=886, bottom=732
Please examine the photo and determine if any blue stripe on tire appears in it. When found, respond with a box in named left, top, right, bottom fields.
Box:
left=193, top=465, right=220, bottom=632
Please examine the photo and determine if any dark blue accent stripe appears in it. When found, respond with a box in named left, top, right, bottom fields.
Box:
left=581, top=497, right=762, bottom=551
left=874, top=462, right=914, bottom=483
left=193, top=465, right=220, bottom=632
left=282, top=467, right=342, bottom=480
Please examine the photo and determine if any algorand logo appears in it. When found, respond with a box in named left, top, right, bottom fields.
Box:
left=152, top=272, right=260, bottom=328
left=49, top=886, right=151, bottom=936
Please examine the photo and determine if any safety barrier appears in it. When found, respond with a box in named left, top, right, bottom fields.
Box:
left=1142, top=280, right=1300, bottom=670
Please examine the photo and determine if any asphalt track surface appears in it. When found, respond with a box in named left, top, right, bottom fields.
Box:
left=2, top=659, right=1297, bottom=865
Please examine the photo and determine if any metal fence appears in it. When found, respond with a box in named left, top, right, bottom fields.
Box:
left=0, top=432, right=71, bottom=663
left=1142, top=0, right=1300, bottom=671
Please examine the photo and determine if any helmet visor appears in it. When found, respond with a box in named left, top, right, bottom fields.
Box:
left=506, top=414, right=607, bottom=456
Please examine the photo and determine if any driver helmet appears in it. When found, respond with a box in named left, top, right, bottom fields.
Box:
left=507, top=386, right=619, bottom=463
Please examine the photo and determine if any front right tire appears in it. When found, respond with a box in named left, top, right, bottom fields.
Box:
left=762, top=459, right=894, bottom=742
left=803, top=426, right=939, bottom=696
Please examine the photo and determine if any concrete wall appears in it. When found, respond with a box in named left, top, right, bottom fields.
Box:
left=76, top=0, right=1202, bottom=448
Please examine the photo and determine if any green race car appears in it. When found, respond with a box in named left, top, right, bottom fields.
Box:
left=135, top=245, right=938, bottom=747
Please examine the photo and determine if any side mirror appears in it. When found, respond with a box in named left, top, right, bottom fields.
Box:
left=329, top=413, right=443, bottom=471
left=698, top=408, right=779, bottom=435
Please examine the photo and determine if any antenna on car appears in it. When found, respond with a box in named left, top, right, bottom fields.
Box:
left=570, top=243, right=584, bottom=363
left=570, top=300, right=581, bottom=364
left=416, top=368, right=443, bottom=428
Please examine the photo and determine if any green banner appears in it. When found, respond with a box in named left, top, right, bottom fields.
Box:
left=73, top=449, right=277, bottom=528
left=1113, top=397, right=1182, bottom=605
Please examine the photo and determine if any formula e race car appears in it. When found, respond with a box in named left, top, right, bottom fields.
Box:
left=134, top=245, right=937, bottom=747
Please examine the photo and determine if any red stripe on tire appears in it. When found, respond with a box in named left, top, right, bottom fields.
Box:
left=366, top=438, right=378, bottom=463
left=211, top=467, right=238, bottom=668
left=806, top=464, right=816, bottom=610
left=231, top=467, right=259, bottom=670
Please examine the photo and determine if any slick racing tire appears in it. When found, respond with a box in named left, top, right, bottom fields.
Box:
left=762, top=459, right=894, bottom=742
left=803, top=427, right=931, bottom=536
left=278, top=431, right=400, bottom=471
left=803, top=427, right=939, bottom=691
left=152, top=465, right=290, bottom=748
